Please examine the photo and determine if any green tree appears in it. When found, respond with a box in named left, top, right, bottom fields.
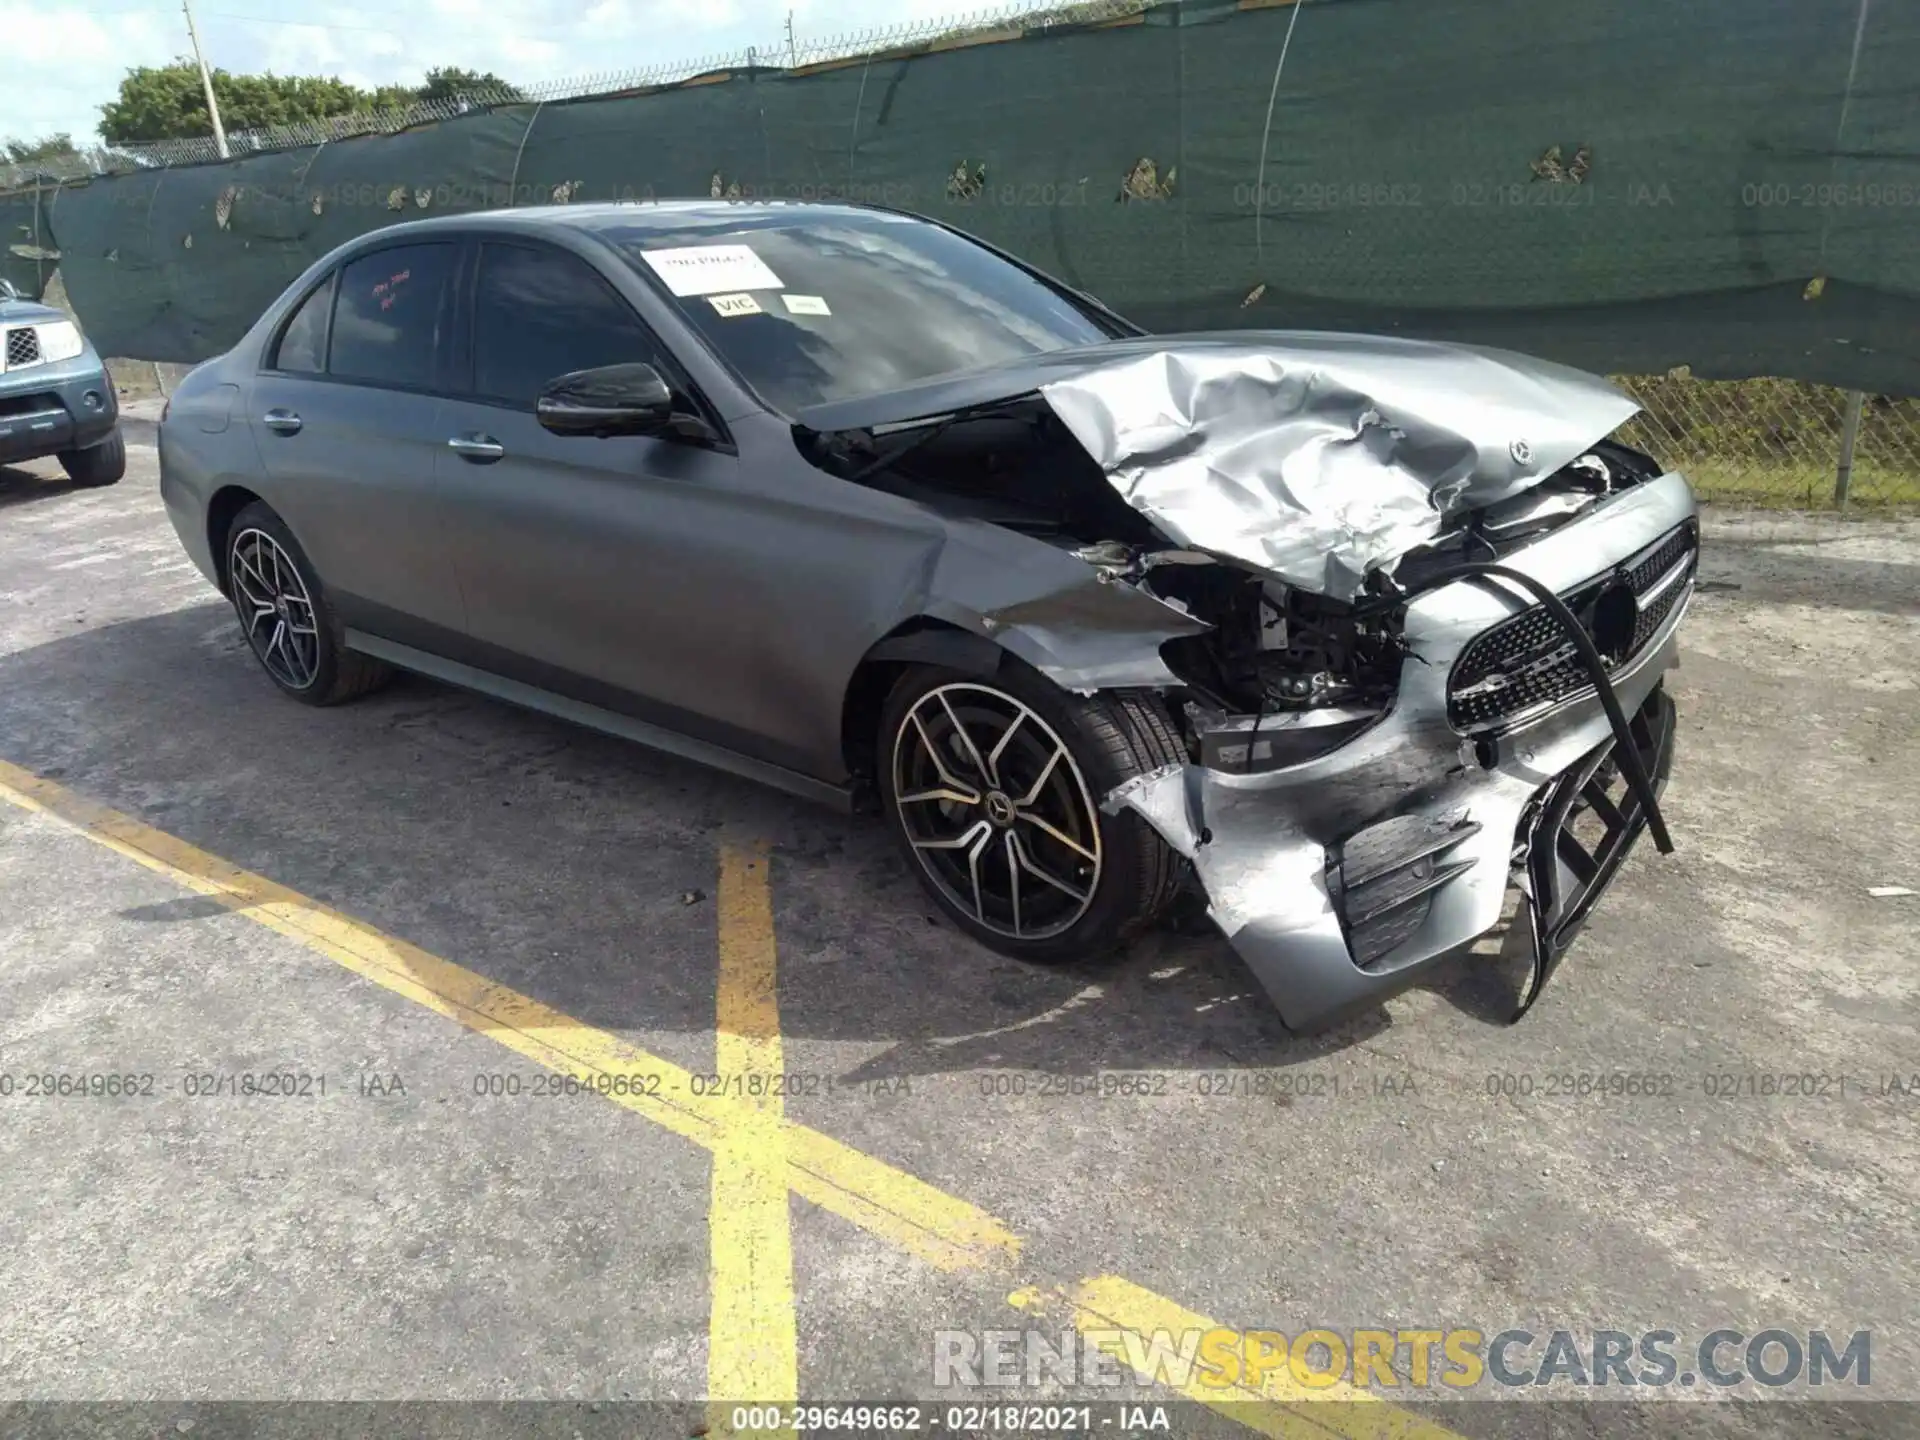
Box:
left=98, top=62, right=525, bottom=143
left=98, top=61, right=370, bottom=142
left=417, top=67, right=522, bottom=103
left=2, top=133, right=77, bottom=164
left=365, top=83, right=423, bottom=112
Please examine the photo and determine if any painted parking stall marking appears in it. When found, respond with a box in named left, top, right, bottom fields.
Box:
left=709, top=839, right=798, bottom=1427
left=0, top=755, right=1463, bottom=1440
left=0, top=756, right=1018, bottom=1271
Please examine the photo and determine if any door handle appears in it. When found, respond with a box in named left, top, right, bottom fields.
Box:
left=261, top=408, right=302, bottom=436
left=447, top=433, right=505, bottom=463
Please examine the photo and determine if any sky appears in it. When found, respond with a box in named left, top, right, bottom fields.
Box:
left=0, top=0, right=964, bottom=148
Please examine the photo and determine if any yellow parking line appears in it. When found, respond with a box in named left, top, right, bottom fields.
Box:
left=0, top=757, right=1464, bottom=1440
left=0, top=757, right=1017, bottom=1273
left=709, top=842, right=798, bottom=1420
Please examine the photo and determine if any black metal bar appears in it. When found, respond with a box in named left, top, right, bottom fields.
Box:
left=1368, top=561, right=1675, bottom=854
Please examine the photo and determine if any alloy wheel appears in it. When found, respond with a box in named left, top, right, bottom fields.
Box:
left=229, top=527, right=321, bottom=691
left=891, top=683, right=1104, bottom=940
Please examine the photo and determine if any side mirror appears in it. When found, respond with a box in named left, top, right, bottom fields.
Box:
left=536, top=362, right=675, bottom=438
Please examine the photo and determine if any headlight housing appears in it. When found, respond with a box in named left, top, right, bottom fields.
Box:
left=35, top=320, right=86, bottom=364
left=0, top=318, right=86, bottom=371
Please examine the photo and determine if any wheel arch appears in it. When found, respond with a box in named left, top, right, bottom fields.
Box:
left=205, top=484, right=266, bottom=596
left=839, top=618, right=1011, bottom=804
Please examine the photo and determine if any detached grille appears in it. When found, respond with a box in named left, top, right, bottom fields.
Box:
left=4, top=326, right=42, bottom=370
left=1448, top=521, right=1697, bottom=731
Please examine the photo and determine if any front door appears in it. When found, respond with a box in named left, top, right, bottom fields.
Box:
left=433, top=239, right=784, bottom=763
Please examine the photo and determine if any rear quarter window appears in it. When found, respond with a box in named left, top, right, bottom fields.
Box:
left=270, top=276, right=332, bottom=373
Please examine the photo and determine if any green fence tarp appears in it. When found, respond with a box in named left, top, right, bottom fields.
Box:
left=23, top=0, right=1920, bottom=393
left=0, top=182, right=60, bottom=300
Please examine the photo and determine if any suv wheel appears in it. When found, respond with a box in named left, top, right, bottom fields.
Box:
left=878, top=661, right=1187, bottom=963
left=225, top=501, right=391, bottom=705
left=59, top=428, right=126, bottom=487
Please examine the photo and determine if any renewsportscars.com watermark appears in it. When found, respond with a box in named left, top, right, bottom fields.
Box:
left=933, top=1327, right=1873, bottom=1393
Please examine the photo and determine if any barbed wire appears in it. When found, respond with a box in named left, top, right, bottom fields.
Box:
left=0, top=0, right=1152, bottom=182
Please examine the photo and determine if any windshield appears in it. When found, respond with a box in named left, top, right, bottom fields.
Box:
left=592, top=208, right=1126, bottom=413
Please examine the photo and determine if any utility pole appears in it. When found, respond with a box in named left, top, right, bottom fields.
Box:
left=182, top=0, right=230, bottom=158
left=786, top=8, right=797, bottom=68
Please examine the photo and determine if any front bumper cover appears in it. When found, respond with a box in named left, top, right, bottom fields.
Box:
left=1104, top=469, right=1696, bottom=1032
left=0, top=354, right=119, bottom=465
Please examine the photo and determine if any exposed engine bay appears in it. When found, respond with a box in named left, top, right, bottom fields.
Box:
left=803, top=392, right=1666, bottom=756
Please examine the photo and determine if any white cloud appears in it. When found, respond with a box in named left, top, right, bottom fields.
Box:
left=1, top=0, right=958, bottom=148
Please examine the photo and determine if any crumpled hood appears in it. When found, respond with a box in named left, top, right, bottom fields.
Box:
left=1037, top=332, right=1641, bottom=600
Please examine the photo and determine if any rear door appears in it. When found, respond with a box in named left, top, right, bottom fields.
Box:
left=248, top=239, right=467, bottom=643
left=433, top=238, right=781, bottom=761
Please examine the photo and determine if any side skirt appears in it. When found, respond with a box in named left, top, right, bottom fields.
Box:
left=343, top=630, right=855, bottom=814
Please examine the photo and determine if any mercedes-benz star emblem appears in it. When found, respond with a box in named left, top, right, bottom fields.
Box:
left=1588, top=580, right=1639, bottom=664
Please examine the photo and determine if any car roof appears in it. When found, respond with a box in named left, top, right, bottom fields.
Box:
left=362, top=199, right=923, bottom=245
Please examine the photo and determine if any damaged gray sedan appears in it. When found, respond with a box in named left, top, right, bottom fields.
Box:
left=159, top=201, right=1694, bottom=1030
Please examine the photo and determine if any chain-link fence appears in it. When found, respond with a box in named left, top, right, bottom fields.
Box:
left=1613, top=376, right=1920, bottom=511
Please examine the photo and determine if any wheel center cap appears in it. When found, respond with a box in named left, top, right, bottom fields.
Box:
left=274, top=596, right=289, bottom=619
left=983, top=791, right=1016, bottom=827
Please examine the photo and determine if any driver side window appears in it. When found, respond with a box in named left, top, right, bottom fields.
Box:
left=471, top=242, right=663, bottom=408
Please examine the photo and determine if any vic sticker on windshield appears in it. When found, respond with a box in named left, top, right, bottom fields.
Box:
left=641, top=245, right=784, bottom=297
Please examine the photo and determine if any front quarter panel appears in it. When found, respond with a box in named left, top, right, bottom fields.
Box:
left=654, top=414, right=1204, bottom=781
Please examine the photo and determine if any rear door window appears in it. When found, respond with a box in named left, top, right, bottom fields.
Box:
left=469, top=241, right=662, bottom=408
left=329, top=243, right=456, bottom=389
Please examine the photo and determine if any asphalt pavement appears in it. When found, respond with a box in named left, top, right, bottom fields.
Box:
left=2, top=428, right=1916, bottom=1438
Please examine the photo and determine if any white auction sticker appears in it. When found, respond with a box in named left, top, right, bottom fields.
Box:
left=781, top=293, right=831, bottom=316
left=708, top=292, right=764, bottom=318
left=641, top=244, right=783, bottom=297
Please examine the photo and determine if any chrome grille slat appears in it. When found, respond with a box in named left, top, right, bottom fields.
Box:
left=1447, top=520, right=1697, bottom=731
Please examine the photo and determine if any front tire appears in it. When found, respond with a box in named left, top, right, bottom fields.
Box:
left=224, top=501, right=391, bottom=706
left=878, top=661, right=1187, bottom=963
left=59, top=428, right=125, bottom=487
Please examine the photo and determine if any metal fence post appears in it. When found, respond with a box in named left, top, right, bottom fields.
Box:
left=1834, top=389, right=1864, bottom=510
left=31, top=174, right=43, bottom=297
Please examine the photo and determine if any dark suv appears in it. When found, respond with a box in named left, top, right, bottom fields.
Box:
left=0, top=278, right=125, bottom=485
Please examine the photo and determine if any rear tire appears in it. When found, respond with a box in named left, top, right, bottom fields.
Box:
left=878, top=660, right=1187, bottom=964
left=58, top=428, right=125, bottom=487
left=224, top=501, right=392, bottom=706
